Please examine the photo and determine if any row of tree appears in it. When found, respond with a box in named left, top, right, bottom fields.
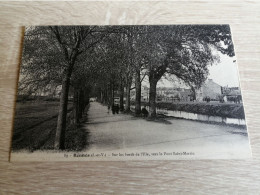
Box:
left=19, top=25, right=234, bottom=149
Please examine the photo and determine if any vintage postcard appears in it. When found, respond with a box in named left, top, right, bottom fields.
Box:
left=11, top=25, right=251, bottom=161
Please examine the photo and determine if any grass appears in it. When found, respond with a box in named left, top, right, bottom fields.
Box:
left=11, top=100, right=88, bottom=152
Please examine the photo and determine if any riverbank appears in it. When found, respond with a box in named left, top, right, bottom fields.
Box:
left=141, top=102, right=246, bottom=119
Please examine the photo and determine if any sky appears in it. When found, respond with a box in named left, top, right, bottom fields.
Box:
left=208, top=52, right=240, bottom=87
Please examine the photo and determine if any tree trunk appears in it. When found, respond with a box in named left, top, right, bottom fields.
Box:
left=111, top=83, right=115, bottom=105
left=73, top=89, right=80, bottom=125
left=125, top=79, right=131, bottom=112
left=54, top=75, right=70, bottom=150
left=149, top=78, right=158, bottom=118
left=84, top=89, right=89, bottom=108
left=191, top=86, right=196, bottom=101
left=107, top=84, right=111, bottom=106
left=100, top=90, right=103, bottom=103
left=135, top=70, right=141, bottom=115
left=119, top=81, right=124, bottom=111
left=79, top=89, right=84, bottom=119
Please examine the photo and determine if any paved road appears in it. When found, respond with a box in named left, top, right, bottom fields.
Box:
left=82, top=102, right=251, bottom=159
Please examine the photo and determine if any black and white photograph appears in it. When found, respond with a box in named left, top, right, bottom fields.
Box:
left=11, top=25, right=251, bottom=161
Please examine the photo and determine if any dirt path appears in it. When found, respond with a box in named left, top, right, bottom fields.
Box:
left=82, top=102, right=251, bottom=159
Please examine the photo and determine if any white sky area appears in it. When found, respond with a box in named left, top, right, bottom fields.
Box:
left=143, top=51, right=240, bottom=88
left=208, top=52, right=239, bottom=87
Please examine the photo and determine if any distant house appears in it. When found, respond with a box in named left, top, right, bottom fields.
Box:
left=161, top=92, right=181, bottom=102
left=131, top=86, right=149, bottom=102
left=156, top=88, right=191, bottom=102
left=222, top=88, right=242, bottom=103
left=179, top=89, right=192, bottom=101
left=141, top=86, right=149, bottom=102
left=131, top=86, right=192, bottom=103
left=196, top=79, right=222, bottom=101
left=221, top=86, right=239, bottom=95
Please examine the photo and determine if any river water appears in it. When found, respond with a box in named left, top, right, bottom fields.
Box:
left=130, top=106, right=246, bottom=126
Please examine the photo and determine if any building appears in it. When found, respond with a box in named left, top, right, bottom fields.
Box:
left=221, top=86, right=239, bottom=95
left=222, top=87, right=242, bottom=103
left=179, top=89, right=192, bottom=101
left=131, top=86, right=150, bottom=102
left=156, top=87, right=191, bottom=102
left=141, top=86, right=149, bottom=102
left=131, top=85, right=192, bottom=103
left=196, top=79, right=222, bottom=101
